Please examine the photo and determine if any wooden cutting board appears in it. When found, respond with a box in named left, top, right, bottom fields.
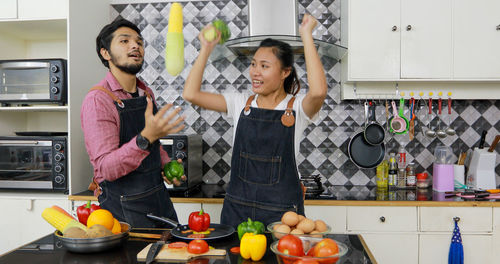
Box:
left=137, top=244, right=226, bottom=262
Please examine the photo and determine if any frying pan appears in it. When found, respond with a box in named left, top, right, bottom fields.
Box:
left=146, top=213, right=235, bottom=241
left=348, top=102, right=385, bottom=169
left=364, top=103, right=385, bottom=145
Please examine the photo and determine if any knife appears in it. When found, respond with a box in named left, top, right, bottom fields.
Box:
left=478, top=130, right=487, bottom=149
left=145, top=230, right=171, bottom=264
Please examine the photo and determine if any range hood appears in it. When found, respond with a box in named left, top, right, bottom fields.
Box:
left=209, top=0, right=347, bottom=62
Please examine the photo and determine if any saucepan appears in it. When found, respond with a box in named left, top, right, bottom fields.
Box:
left=146, top=213, right=235, bottom=241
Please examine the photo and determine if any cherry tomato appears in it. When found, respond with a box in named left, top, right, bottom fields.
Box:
left=168, top=242, right=188, bottom=249
left=312, top=238, right=339, bottom=257
left=277, top=234, right=304, bottom=256
left=230, top=246, right=240, bottom=254
left=187, top=239, right=209, bottom=254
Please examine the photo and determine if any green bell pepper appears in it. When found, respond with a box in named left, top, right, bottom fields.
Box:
left=163, top=160, right=184, bottom=181
left=237, top=218, right=265, bottom=240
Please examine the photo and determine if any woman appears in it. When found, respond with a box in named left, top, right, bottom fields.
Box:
left=183, top=14, right=327, bottom=227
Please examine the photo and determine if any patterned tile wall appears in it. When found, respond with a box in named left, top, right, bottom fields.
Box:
left=111, top=0, right=500, bottom=188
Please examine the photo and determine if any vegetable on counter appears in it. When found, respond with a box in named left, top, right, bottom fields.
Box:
left=237, top=218, right=265, bottom=240
left=239, top=232, right=266, bottom=261
left=188, top=206, right=210, bottom=232
left=277, top=234, right=304, bottom=256
left=164, top=160, right=184, bottom=181
left=76, top=200, right=101, bottom=225
left=165, top=2, right=184, bottom=76
left=42, top=207, right=88, bottom=233
left=203, top=19, right=231, bottom=44
left=187, top=239, right=209, bottom=254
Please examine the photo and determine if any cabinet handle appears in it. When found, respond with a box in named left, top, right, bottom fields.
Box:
left=496, top=25, right=500, bottom=31
left=379, top=216, right=386, bottom=223
left=406, top=25, right=412, bottom=31
left=392, top=25, right=397, bottom=31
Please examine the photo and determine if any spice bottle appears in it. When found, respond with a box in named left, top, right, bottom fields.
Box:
left=397, top=168, right=406, bottom=188
left=406, top=163, right=416, bottom=187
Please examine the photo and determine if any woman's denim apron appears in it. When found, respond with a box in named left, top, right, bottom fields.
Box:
left=221, top=95, right=304, bottom=228
left=90, top=86, right=177, bottom=228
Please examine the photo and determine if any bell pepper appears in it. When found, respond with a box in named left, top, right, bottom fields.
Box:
left=237, top=218, right=265, bottom=240
left=188, top=208, right=210, bottom=232
left=164, top=160, right=184, bottom=181
left=76, top=200, right=100, bottom=225
left=240, top=232, right=267, bottom=261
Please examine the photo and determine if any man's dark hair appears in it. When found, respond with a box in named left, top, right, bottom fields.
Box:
left=96, top=18, right=141, bottom=68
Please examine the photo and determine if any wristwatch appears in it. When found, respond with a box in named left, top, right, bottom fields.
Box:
left=136, top=133, right=152, bottom=151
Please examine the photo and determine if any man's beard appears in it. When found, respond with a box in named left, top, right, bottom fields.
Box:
left=109, top=51, right=143, bottom=75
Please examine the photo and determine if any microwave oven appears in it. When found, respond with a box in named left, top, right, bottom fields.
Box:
left=160, top=134, right=202, bottom=192
left=0, top=136, right=67, bottom=192
left=0, top=59, right=67, bottom=106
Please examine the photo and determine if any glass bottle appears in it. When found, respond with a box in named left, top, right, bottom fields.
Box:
left=398, top=146, right=407, bottom=169
left=406, top=163, right=416, bottom=187
left=388, top=153, right=398, bottom=189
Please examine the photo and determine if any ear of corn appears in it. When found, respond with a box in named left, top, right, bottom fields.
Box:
left=42, top=207, right=87, bottom=233
left=165, top=2, right=184, bottom=76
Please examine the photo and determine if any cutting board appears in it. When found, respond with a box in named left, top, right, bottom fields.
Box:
left=137, top=244, right=226, bottom=262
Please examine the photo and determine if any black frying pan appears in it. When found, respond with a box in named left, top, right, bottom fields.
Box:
left=364, top=103, right=385, bottom=145
left=348, top=102, right=385, bottom=169
left=146, top=214, right=235, bottom=241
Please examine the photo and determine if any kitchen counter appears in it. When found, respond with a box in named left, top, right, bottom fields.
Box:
left=68, top=184, right=500, bottom=207
left=0, top=231, right=376, bottom=264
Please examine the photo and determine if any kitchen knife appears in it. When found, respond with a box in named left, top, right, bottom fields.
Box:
left=145, top=230, right=171, bottom=264
left=487, top=135, right=500, bottom=152
left=478, top=130, right=487, bottom=149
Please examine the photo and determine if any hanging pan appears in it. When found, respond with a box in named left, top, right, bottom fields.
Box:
left=364, top=102, right=385, bottom=145
left=348, top=102, right=385, bottom=169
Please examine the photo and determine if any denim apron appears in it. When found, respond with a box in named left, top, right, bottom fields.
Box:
left=221, top=95, right=304, bottom=228
left=90, top=86, right=177, bottom=228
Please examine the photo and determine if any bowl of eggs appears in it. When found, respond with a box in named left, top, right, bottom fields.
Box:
left=267, top=211, right=331, bottom=241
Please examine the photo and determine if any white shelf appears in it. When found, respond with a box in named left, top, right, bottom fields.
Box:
left=0, top=19, right=66, bottom=41
left=0, top=105, right=68, bottom=112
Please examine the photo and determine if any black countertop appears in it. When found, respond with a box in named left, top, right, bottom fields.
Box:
left=0, top=231, right=375, bottom=264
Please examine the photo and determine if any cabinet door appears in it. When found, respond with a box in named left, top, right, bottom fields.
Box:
left=17, top=0, right=68, bottom=19
left=453, top=0, right=500, bottom=79
left=348, top=0, right=401, bottom=80
left=0, top=0, right=17, bottom=19
left=305, top=206, right=346, bottom=233
left=419, top=234, right=492, bottom=264
left=401, top=0, right=453, bottom=78
left=420, top=207, right=492, bottom=232
left=362, top=233, right=418, bottom=264
left=347, top=206, right=417, bottom=232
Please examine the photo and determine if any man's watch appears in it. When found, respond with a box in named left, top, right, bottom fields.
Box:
left=136, top=133, right=152, bottom=151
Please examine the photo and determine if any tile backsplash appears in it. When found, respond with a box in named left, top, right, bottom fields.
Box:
left=111, top=0, right=499, bottom=188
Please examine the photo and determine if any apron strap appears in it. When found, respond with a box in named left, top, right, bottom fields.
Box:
left=90, top=86, right=152, bottom=109
left=244, top=94, right=296, bottom=127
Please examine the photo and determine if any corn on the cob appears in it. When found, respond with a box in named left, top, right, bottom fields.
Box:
left=165, top=2, right=184, bottom=76
left=42, top=207, right=87, bottom=233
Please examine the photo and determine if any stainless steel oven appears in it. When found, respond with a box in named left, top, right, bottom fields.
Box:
left=0, top=59, right=67, bottom=106
left=160, top=134, right=202, bottom=191
left=0, top=136, right=67, bottom=192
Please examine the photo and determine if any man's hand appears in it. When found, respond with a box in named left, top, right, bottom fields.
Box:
left=141, top=97, right=185, bottom=143
left=162, top=158, right=187, bottom=186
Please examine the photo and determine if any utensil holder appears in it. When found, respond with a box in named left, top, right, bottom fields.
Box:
left=466, top=148, right=497, bottom=189
left=433, top=164, right=454, bottom=192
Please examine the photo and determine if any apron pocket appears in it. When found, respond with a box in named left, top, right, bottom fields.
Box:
left=238, top=151, right=281, bottom=185
left=120, top=184, right=165, bottom=228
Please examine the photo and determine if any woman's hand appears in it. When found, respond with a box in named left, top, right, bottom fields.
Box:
left=162, top=158, right=187, bottom=186
left=199, top=24, right=221, bottom=53
left=299, top=13, right=318, bottom=38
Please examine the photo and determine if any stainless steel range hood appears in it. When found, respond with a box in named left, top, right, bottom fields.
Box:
left=209, top=0, right=347, bottom=62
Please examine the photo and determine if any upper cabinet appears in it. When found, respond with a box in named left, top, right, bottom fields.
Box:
left=0, top=0, right=68, bottom=20
left=341, top=0, right=500, bottom=99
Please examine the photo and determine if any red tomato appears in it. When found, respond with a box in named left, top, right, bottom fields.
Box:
left=187, top=239, right=209, bottom=254
left=294, top=259, right=320, bottom=264
left=277, top=234, right=304, bottom=256
left=312, top=239, right=339, bottom=257
left=168, top=242, right=188, bottom=249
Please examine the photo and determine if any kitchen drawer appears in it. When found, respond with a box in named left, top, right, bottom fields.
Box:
left=347, top=206, right=417, bottom=232
left=419, top=234, right=492, bottom=264
left=420, top=207, right=492, bottom=232
left=305, top=206, right=347, bottom=233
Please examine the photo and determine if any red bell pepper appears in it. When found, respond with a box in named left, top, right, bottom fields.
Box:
left=188, top=207, right=210, bottom=232
left=76, top=200, right=101, bottom=225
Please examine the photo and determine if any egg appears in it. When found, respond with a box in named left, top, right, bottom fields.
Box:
left=314, top=220, right=328, bottom=232
left=296, top=218, right=315, bottom=233
left=309, top=230, right=322, bottom=238
left=281, top=211, right=300, bottom=227
left=274, top=224, right=291, bottom=239
left=290, top=228, right=304, bottom=235
left=298, top=214, right=306, bottom=222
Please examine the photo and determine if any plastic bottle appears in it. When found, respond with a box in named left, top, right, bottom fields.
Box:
left=388, top=153, right=398, bottom=189
left=398, top=146, right=407, bottom=169
left=376, top=160, right=388, bottom=189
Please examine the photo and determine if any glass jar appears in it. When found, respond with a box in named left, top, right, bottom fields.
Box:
left=406, top=163, right=416, bottom=187
left=397, top=168, right=406, bottom=188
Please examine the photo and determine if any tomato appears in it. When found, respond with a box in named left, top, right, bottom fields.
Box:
left=230, top=246, right=240, bottom=254
left=312, top=239, right=339, bottom=257
left=187, top=234, right=206, bottom=238
left=277, top=234, right=304, bottom=256
left=187, top=239, right=209, bottom=254
left=168, top=242, right=188, bottom=249
left=294, top=259, right=320, bottom=264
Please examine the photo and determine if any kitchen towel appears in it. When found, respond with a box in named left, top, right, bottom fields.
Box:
left=448, top=217, right=464, bottom=264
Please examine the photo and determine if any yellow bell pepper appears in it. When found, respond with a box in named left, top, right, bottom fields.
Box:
left=240, top=232, right=267, bottom=261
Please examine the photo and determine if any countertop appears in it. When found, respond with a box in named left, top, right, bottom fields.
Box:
left=0, top=231, right=376, bottom=264
left=68, top=184, right=500, bottom=207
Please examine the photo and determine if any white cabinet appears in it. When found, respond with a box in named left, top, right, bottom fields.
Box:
left=304, top=205, right=347, bottom=234
left=453, top=0, right=500, bottom=79
left=362, top=233, right=418, bottom=264
left=0, top=195, right=69, bottom=255
left=419, top=234, right=492, bottom=264
left=420, top=207, right=492, bottom=232
left=347, top=206, right=417, bottom=232
left=0, top=0, right=17, bottom=19
left=17, top=0, right=68, bottom=19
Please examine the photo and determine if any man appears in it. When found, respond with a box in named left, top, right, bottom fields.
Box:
left=81, top=19, right=185, bottom=228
